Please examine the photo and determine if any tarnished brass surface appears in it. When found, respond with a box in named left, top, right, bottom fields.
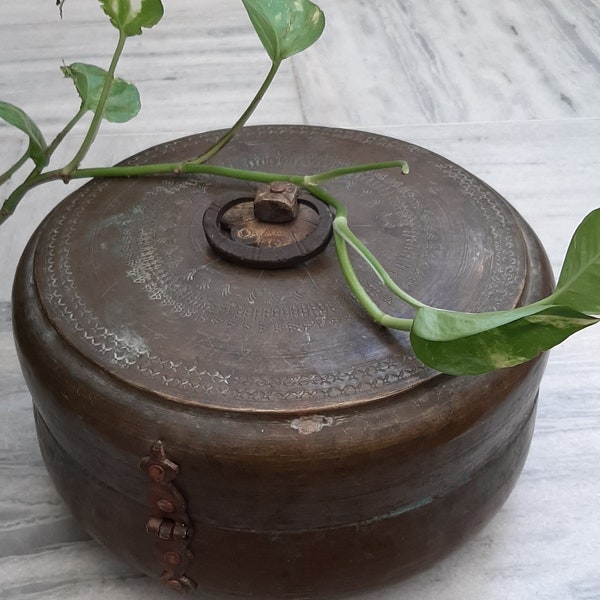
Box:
left=13, top=126, right=554, bottom=598
left=31, top=126, right=528, bottom=412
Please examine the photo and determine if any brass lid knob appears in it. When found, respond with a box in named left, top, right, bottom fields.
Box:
left=202, top=183, right=333, bottom=269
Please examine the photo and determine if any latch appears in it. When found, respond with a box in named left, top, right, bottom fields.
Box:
left=141, top=441, right=196, bottom=593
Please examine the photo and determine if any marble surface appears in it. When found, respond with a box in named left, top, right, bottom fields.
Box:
left=1, top=1, right=599, bottom=599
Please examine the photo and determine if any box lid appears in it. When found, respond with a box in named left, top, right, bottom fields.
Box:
left=32, top=125, right=531, bottom=413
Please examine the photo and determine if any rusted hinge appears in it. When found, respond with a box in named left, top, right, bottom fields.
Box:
left=140, top=441, right=197, bottom=593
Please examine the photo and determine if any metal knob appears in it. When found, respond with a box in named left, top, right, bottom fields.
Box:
left=202, top=184, right=333, bottom=269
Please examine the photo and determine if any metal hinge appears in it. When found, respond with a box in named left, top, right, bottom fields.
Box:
left=141, top=441, right=197, bottom=593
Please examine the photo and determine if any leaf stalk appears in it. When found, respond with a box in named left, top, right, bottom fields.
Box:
left=0, top=151, right=30, bottom=186
left=306, top=160, right=409, bottom=185
left=46, top=106, right=88, bottom=158
left=60, top=30, right=128, bottom=177
left=333, top=231, right=412, bottom=331
left=184, top=60, right=282, bottom=166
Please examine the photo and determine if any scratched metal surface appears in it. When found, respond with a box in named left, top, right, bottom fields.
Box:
left=1, top=1, right=600, bottom=599
left=31, top=126, right=529, bottom=411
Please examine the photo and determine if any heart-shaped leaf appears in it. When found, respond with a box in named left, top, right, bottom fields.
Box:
left=0, top=101, right=48, bottom=168
left=410, top=304, right=598, bottom=375
left=551, top=208, right=600, bottom=315
left=99, top=0, right=164, bottom=37
left=62, top=63, right=141, bottom=123
left=242, top=0, right=325, bottom=63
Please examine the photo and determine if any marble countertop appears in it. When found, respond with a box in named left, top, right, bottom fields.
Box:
left=1, top=1, right=599, bottom=599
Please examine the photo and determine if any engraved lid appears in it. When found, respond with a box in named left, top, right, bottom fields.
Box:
left=33, top=126, right=529, bottom=413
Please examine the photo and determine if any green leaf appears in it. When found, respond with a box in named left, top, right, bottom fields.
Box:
left=99, top=0, right=164, bottom=37
left=410, top=304, right=598, bottom=375
left=242, top=0, right=325, bottom=62
left=0, top=101, right=48, bottom=168
left=61, top=63, right=141, bottom=123
left=551, top=208, right=600, bottom=315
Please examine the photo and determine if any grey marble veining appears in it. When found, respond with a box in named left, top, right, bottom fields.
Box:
left=294, top=0, right=600, bottom=127
left=1, top=0, right=600, bottom=599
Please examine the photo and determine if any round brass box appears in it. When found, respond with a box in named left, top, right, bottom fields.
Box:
left=12, top=126, right=553, bottom=598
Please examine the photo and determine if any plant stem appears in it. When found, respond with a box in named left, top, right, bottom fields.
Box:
left=60, top=31, right=128, bottom=177
left=184, top=60, right=282, bottom=166
left=0, top=158, right=410, bottom=226
left=0, top=162, right=299, bottom=225
left=55, top=158, right=411, bottom=187
left=333, top=231, right=412, bottom=331
left=0, top=104, right=88, bottom=218
left=335, top=216, right=425, bottom=308
left=306, top=184, right=425, bottom=310
left=46, top=106, right=88, bottom=158
left=306, top=160, right=409, bottom=185
left=0, top=153, right=49, bottom=224
left=0, top=183, right=31, bottom=225
left=0, top=151, right=30, bottom=186
left=73, top=162, right=307, bottom=184
left=0, top=162, right=73, bottom=224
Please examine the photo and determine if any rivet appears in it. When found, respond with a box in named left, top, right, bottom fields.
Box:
left=145, top=516, right=162, bottom=535
left=164, top=551, right=182, bottom=566
left=269, top=181, right=288, bottom=193
left=166, top=579, right=183, bottom=591
left=157, top=499, right=175, bottom=513
left=148, top=464, right=165, bottom=482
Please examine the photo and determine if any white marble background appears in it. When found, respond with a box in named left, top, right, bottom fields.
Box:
left=1, top=1, right=599, bottom=599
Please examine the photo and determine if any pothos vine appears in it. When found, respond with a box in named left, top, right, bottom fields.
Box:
left=1, top=0, right=599, bottom=375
